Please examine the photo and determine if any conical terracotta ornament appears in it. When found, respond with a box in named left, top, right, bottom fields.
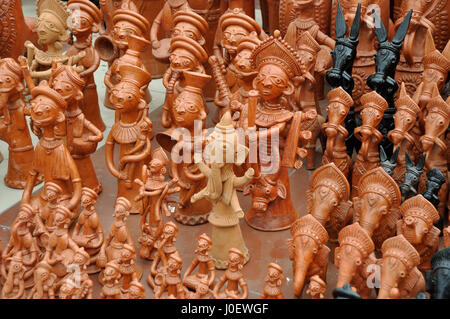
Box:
left=378, top=235, right=425, bottom=299
left=192, top=112, right=253, bottom=269
left=66, top=0, right=106, bottom=131
left=240, top=31, right=314, bottom=231
left=134, top=147, right=179, bottom=259
left=71, top=187, right=104, bottom=274
left=397, top=195, right=440, bottom=271
left=388, top=82, right=421, bottom=185
left=306, top=163, right=352, bottom=240
left=352, top=91, right=388, bottom=196
left=212, top=248, right=248, bottom=299
left=353, top=167, right=402, bottom=251
left=0, top=58, right=43, bottom=189
left=24, top=0, right=86, bottom=84
left=261, top=262, right=284, bottom=299
left=287, top=214, right=330, bottom=298
left=50, top=64, right=103, bottom=194
left=334, top=222, right=377, bottom=299
left=154, top=251, right=188, bottom=299
left=322, top=87, right=353, bottom=178
left=105, top=64, right=152, bottom=215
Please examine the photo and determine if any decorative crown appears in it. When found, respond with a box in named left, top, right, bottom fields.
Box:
left=395, top=82, right=420, bottom=116
left=309, top=163, right=350, bottom=202
left=296, top=31, right=321, bottom=55
left=37, top=0, right=70, bottom=29
left=358, top=167, right=401, bottom=207
left=381, top=235, right=420, bottom=271
left=338, top=223, right=375, bottom=257
left=426, top=95, right=450, bottom=120
left=173, top=10, right=209, bottom=38
left=400, top=195, right=440, bottom=228
left=170, top=36, right=208, bottom=63
left=68, top=0, right=103, bottom=25
left=81, top=187, right=98, bottom=200
left=360, top=91, right=388, bottom=114
left=251, top=30, right=303, bottom=78
left=290, top=215, right=329, bottom=246
left=327, top=87, right=354, bottom=109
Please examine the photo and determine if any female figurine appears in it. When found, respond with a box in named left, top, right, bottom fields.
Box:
left=260, top=263, right=284, bottom=299
left=212, top=248, right=248, bottom=299
left=100, top=261, right=122, bottom=299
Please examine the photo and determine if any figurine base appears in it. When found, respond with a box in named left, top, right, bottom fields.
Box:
left=173, top=199, right=211, bottom=226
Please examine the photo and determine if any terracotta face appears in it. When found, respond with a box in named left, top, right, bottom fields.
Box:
left=68, top=11, right=93, bottom=35
left=358, top=193, right=388, bottom=235
left=310, top=186, right=339, bottom=225
left=228, top=252, right=242, bottom=267
left=335, top=245, right=363, bottom=283
left=74, top=253, right=86, bottom=265
left=222, top=25, right=248, bottom=53
left=113, top=205, right=128, bottom=219
left=45, top=188, right=58, bottom=203
left=169, top=48, right=197, bottom=72
left=254, top=64, right=290, bottom=102
left=232, top=49, right=254, bottom=76
left=52, top=73, right=77, bottom=101
left=197, top=238, right=210, bottom=253
left=172, top=94, right=202, bottom=128
left=325, top=102, right=347, bottom=135
left=401, top=217, right=429, bottom=244
left=0, top=67, right=18, bottom=93
left=149, top=159, right=164, bottom=175
left=173, top=22, right=202, bottom=42
left=54, top=211, right=68, bottom=227
left=110, top=87, right=139, bottom=113
left=390, top=110, right=415, bottom=145
left=423, top=68, right=446, bottom=91
left=422, top=112, right=448, bottom=152
left=168, top=258, right=181, bottom=272
left=298, top=50, right=315, bottom=72
left=37, top=12, right=65, bottom=45
left=379, top=256, right=407, bottom=298
left=162, top=225, right=176, bottom=239
left=30, top=96, right=61, bottom=129
left=267, top=268, right=281, bottom=281
left=81, top=194, right=94, bottom=208
left=113, top=21, right=141, bottom=50
left=360, top=107, right=382, bottom=129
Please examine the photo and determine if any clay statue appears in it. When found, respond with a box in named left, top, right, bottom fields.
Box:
left=334, top=222, right=377, bottom=299
left=400, top=151, right=426, bottom=202
left=306, top=163, right=352, bottom=240
left=33, top=182, right=63, bottom=243
left=21, top=80, right=82, bottom=220
left=426, top=247, right=450, bottom=299
left=134, top=147, right=179, bottom=259
left=353, top=167, right=402, bottom=250
left=261, top=262, right=284, bottom=299
left=240, top=31, right=314, bottom=231
left=0, top=58, right=42, bottom=189
left=161, top=37, right=208, bottom=129
left=183, top=233, right=216, bottom=291
left=367, top=9, right=412, bottom=157
left=377, top=235, right=425, bottom=299
left=306, top=275, right=326, bottom=299
left=287, top=214, right=330, bottom=298
left=192, top=112, right=254, bottom=269
left=27, top=261, right=57, bottom=299
left=325, top=2, right=361, bottom=157
left=116, top=244, right=142, bottom=298
left=394, top=0, right=450, bottom=97
left=352, top=91, right=388, bottom=196
left=154, top=252, right=188, bottom=299
left=388, top=82, right=422, bottom=185
left=321, top=87, right=354, bottom=178
left=65, top=0, right=105, bottom=132
left=97, top=197, right=135, bottom=271
left=128, top=280, right=146, bottom=299
left=397, top=195, right=440, bottom=271
left=49, top=63, right=103, bottom=194
left=1, top=252, right=26, bottom=299
left=419, top=95, right=450, bottom=218
left=24, top=0, right=86, bottom=84
left=105, top=64, right=152, bottom=215
left=158, top=71, right=212, bottom=225
left=150, top=0, right=192, bottom=61
left=2, top=204, right=39, bottom=287
left=379, top=146, right=400, bottom=177
left=212, top=248, right=248, bottom=299
left=98, top=2, right=152, bottom=109
left=71, top=187, right=104, bottom=274
left=99, top=261, right=122, bottom=299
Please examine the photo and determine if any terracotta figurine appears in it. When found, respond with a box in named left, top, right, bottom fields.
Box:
left=154, top=252, right=187, bottom=299
left=306, top=275, right=327, bottom=299
left=99, top=261, right=122, bottom=299
left=1, top=252, right=26, bottom=299
left=287, top=214, right=330, bottom=297
left=260, top=262, right=284, bottom=299
left=27, top=261, right=57, bottom=299
left=128, top=280, right=146, bottom=299
left=212, top=248, right=248, bottom=299
left=117, top=244, right=142, bottom=298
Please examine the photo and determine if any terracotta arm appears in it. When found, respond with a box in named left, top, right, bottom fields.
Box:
left=182, top=258, right=198, bottom=280
left=21, top=171, right=38, bottom=205
left=84, top=118, right=103, bottom=142
left=119, top=137, right=151, bottom=167
left=150, top=10, right=163, bottom=46
left=208, top=261, right=216, bottom=287
left=238, top=278, right=249, bottom=299
left=255, top=122, right=286, bottom=141
left=213, top=276, right=226, bottom=298
left=79, top=50, right=100, bottom=78
left=233, top=169, right=254, bottom=188
left=23, top=243, right=39, bottom=267
left=67, top=159, right=82, bottom=212
left=105, top=135, right=121, bottom=179
left=317, top=31, right=335, bottom=50
left=90, top=223, right=104, bottom=249
left=104, top=66, right=114, bottom=90
left=12, top=279, right=25, bottom=299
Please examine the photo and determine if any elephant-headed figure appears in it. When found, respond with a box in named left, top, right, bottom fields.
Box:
left=353, top=167, right=402, bottom=251
left=306, top=163, right=352, bottom=240
left=397, top=195, right=440, bottom=272
left=377, top=235, right=425, bottom=299
left=426, top=247, right=450, bottom=299
left=286, top=214, right=330, bottom=298
left=334, top=222, right=376, bottom=299
left=1, top=252, right=26, bottom=299
left=27, top=261, right=58, bottom=299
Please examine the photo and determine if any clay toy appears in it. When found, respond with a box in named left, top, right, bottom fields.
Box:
left=306, top=275, right=326, bottom=299
left=0, top=58, right=42, bottom=189
left=353, top=167, right=402, bottom=250
left=33, top=182, right=63, bottom=244
left=192, top=112, right=254, bottom=268
left=426, top=247, right=450, bottom=299
left=306, top=163, right=352, bottom=240
left=397, top=195, right=440, bottom=271
left=66, top=0, right=106, bottom=131
left=99, top=261, right=122, bottom=299
left=287, top=214, right=330, bottom=298
left=261, top=262, right=284, bottom=299
left=105, top=64, right=152, bottom=215
left=128, top=280, right=146, bottom=299
left=321, top=87, right=354, bottom=178
left=400, top=152, right=426, bottom=202
left=212, top=248, right=248, bottom=299
left=27, top=261, right=57, bottom=299
left=154, top=252, right=187, bottom=299
left=183, top=233, right=216, bottom=292
left=71, top=187, right=104, bottom=274
left=116, top=244, right=142, bottom=298
left=1, top=252, right=26, bottom=299
left=334, top=222, right=377, bottom=299
left=377, top=235, right=425, bottom=299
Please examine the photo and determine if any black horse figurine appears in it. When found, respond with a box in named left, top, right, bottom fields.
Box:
left=367, top=9, right=412, bottom=158
left=326, top=1, right=361, bottom=157
left=379, top=145, right=400, bottom=176
left=422, top=168, right=446, bottom=231
left=426, top=248, right=450, bottom=299
left=400, top=151, right=426, bottom=202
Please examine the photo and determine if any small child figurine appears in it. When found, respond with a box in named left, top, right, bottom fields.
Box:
left=261, top=263, right=284, bottom=299
left=117, top=244, right=141, bottom=298
left=154, top=252, right=187, bottom=299
left=100, top=261, right=122, bottom=299
left=306, top=275, right=327, bottom=299
left=213, top=248, right=248, bottom=299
